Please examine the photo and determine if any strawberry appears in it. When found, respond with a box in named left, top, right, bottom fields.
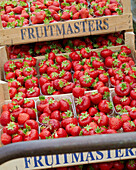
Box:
left=6, top=122, right=19, bottom=135
left=72, top=87, right=85, bottom=98
left=129, top=108, right=136, bottom=120
left=24, top=129, right=39, bottom=141
left=0, top=111, right=11, bottom=126
left=121, top=114, right=131, bottom=123
left=13, top=6, right=23, bottom=14
left=12, top=134, right=23, bottom=143
left=99, top=162, right=113, bottom=170
left=59, top=99, right=70, bottom=112
left=61, top=11, right=71, bottom=20
left=79, top=8, right=89, bottom=19
left=39, top=129, right=51, bottom=139
left=123, top=121, right=135, bottom=132
left=126, top=160, right=136, bottom=170
left=109, top=116, right=123, bottom=130
left=54, top=128, right=67, bottom=138
left=24, top=120, right=38, bottom=130
left=70, top=126, right=82, bottom=136
left=18, top=113, right=30, bottom=125
left=72, top=12, right=80, bottom=19
left=48, top=98, right=60, bottom=111
left=1, top=133, right=12, bottom=145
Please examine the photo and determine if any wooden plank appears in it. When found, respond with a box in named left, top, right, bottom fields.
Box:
left=134, top=50, right=136, bottom=60
left=0, top=14, right=133, bottom=45
left=0, top=46, right=8, bottom=80
left=0, top=16, right=3, bottom=29
left=125, top=31, right=135, bottom=56
left=121, top=0, right=131, bottom=14
left=0, top=84, right=5, bottom=105
left=0, top=80, right=10, bottom=100
left=1, top=148, right=136, bottom=170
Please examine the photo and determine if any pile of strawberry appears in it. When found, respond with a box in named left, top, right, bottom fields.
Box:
left=109, top=65, right=136, bottom=87
left=0, top=0, right=29, bottom=28
left=7, top=32, right=124, bottom=59
left=34, top=41, right=64, bottom=56
left=60, top=1, right=92, bottom=20
left=45, top=159, right=136, bottom=170
left=39, top=52, right=75, bottom=95
left=37, top=96, right=79, bottom=138
left=0, top=98, right=39, bottom=145
left=113, top=82, right=136, bottom=115
left=0, top=0, right=123, bottom=29
left=7, top=41, right=63, bottom=59
left=30, top=0, right=61, bottom=24
left=4, top=56, right=40, bottom=99
left=7, top=44, right=34, bottom=59
left=1, top=86, right=136, bottom=145
left=70, top=49, right=109, bottom=90
left=73, top=87, right=136, bottom=134
left=64, top=32, right=123, bottom=52
left=100, top=46, right=135, bottom=69
left=86, top=159, right=136, bottom=170
left=90, top=0, right=123, bottom=17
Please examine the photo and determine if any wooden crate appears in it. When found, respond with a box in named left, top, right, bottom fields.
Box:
left=0, top=0, right=133, bottom=45
left=1, top=89, right=136, bottom=169
left=0, top=80, right=10, bottom=103
left=0, top=31, right=135, bottom=81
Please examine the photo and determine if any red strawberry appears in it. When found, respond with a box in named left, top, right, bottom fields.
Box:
left=72, top=12, right=80, bottom=19
left=79, top=8, right=89, bottom=19
left=1, top=133, right=12, bottom=145
left=72, top=87, right=85, bottom=98
left=61, top=12, right=70, bottom=20
left=13, top=6, right=23, bottom=14
left=12, top=134, right=23, bottom=143
left=54, top=128, right=67, bottom=138
left=99, top=162, right=113, bottom=170
left=126, top=160, right=136, bottom=170
left=18, top=113, right=30, bottom=125
left=123, top=121, right=135, bottom=132
left=0, top=111, right=11, bottom=126
left=6, top=122, right=19, bottom=135
left=59, top=99, right=70, bottom=112
left=109, top=116, right=123, bottom=130
left=39, top=129, right=51, bottom=139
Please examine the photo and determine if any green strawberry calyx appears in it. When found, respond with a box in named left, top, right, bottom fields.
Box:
left=42, top=116, right=50, bottom=124
left=64, top=110, right=73, bottom=118
left=23, top=124, right=31, bottom=134
left=75, top=97, right=83, bottom=105
left=80, top=112, right=89, bottom=120
left=24, top=98, right=30, bottom=104
left=59, top=80, right=65, bottom=88
left=84, top=125, right=92, bottom=131
left=103, top=91, right=110, bottom=100
left=108, top=102, right=113, bottom=110
left=28, top=87, right=35, bottom=94
left=7, top=122, right=16, bottom=130
left=48, top=98, right=55, bottom=104
left=95, top=127, right=104, bottom=134
left=47, top=86, right=55, bottom=94
left=83, top=75, right=92, bottom=83
left=59, top=70, right=65, bottom=77
left=62, top=60, right=69, bottom=67
left=128, top=121, right=135, bottom=127
left=39, top=96, right=45, bottom=100
left=51, top=72, right=58, bottom=78
left=116, top=105, right=122, bottom=111
left=120, top=82, right=127, bottom=91
left=120, top=96, right=128, bottom=102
